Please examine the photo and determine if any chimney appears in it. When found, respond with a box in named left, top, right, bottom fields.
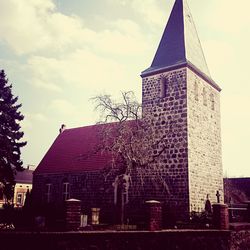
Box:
left=59, top=124, right=66, bottom=134
left=26, top=164, right=35, bottom=170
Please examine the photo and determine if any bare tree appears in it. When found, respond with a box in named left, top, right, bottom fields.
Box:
left=92, top=91, right=171, bottom=223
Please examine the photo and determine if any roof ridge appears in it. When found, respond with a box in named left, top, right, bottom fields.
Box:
left=63, top=120, right=137, bottom=132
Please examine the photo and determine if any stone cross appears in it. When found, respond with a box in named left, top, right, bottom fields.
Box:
left=216, top=190, right=221, bottom=203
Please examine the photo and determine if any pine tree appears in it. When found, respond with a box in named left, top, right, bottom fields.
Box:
left=0, top=69, right=26, bottom=202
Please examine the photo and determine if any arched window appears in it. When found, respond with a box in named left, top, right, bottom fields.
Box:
left=194, top=81, right=199, bottom=101
left=203, top=87, right=207, bottom=106
left=210, top=93, right=215, bottom=110
left=160, top=77, right=166, bottom=98
left=62, top=179, right=70, bottom=201
left=113, top=174, right=130, bottom=206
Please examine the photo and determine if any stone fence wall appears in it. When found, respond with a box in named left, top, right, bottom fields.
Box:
left=0, top=230, right=233, bottom=250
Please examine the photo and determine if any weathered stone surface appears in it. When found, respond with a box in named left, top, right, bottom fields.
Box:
left=142, top=65, right=223, bottom=219
left=142, top=67, right=190, bottom=220
left=187, top=68, right=223, bottom=211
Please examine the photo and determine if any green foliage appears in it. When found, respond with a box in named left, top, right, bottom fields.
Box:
left=0, top=69, right=26, bottom=201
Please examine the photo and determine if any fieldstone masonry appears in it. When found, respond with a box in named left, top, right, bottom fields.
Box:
left=187, top=68, right=224, bottom=210
left=142, top=68, right=189, bottom=219
left=142, top=66, right=223, bottom=219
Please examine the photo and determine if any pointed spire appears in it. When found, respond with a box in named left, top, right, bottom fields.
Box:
left=142, top=0, right=210, bottom=78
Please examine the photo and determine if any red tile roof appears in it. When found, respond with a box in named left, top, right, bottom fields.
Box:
left=34, top=124, right=113, bottom=174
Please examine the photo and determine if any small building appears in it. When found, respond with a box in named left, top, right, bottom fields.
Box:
left=14, top=169, right=33, bottom=207
left=0, top=168, right=33, bottom=207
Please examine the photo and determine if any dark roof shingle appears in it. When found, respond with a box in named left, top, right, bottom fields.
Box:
left=15, top=169, right=33, bottom=184
left=142, top=0, right=210, bottom=78
left=34, top=124, right=113, bottom=174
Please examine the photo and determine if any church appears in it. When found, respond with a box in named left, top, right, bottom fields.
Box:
left=32, top=0, right=223, bottom=225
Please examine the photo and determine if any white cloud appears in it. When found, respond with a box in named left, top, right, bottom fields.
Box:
left=96, top=19, right=150, bottom=55
left=0, top=0, right=91, bottom=54
left=21, top=112, right=48, bottom=130
left=0, top=0, right=150, bottom=56
left=130, top=0, right=165, bottom=26
left=49, top=99, right=79, bottom=116
left=48, top=99, right=93, bottom=128
left=31, top=79, right=62, bottom=92
left=0, top=0, right=150, bottom=97
left=32, top=113, right=48, bottom=122
left=0, top=0, right=55, bottom=54
left=26, top=56, right=63, bottom=92
left=25, top=49, right=134, bottom=93
left=21, top=117, right=32, bottom=130
left=109, top=0, right=165, bottom=26
left=203, top=40, right=235, bottom=82
left=209, top=0, right=250, bottom=34
left=0, top=0, right=153, bottom=108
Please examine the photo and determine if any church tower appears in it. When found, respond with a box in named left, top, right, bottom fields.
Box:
left=141, top=0, right=223, bottom=219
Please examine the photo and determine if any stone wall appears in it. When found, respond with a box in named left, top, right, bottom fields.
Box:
left=187, top=68, right=223, bottom=211
left=33, top=172, right=161, bottom=226
left=141, top=65, right=223, bottom=219
left=33, top=171, right=178, bottom=226
left=32, top=172, right=116, bottom=224
left=0, top=230, right=231, bottom=250
left=142, top=67, right=190, bottom=220
left=231, top=230, right=250, bottom=250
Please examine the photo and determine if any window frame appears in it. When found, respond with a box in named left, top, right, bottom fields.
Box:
left=203, top=87, right=207, bottom=106
left=62, top=182, right=70, bottom=201
left=16, top=193, right=23, bottom=206
left=45, top=183, right=52, bottom=203
left=160, top=77, right=166, bottom=98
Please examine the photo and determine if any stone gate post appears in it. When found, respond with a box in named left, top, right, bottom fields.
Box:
left=65, top=199, right=81, bottom=231
left=146, top=200, right=162, bottom=231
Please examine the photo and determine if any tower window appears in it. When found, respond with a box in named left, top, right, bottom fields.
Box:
left=210, top=93, right=215, bottom=110
left=194, top=81, right=199, bottom=101
left=160, top=77, right=166, bottom=98
left=202, top=87, right=207, bottom=106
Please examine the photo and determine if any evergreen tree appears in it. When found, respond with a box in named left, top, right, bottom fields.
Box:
left=0, top=69, right=26, bottom=202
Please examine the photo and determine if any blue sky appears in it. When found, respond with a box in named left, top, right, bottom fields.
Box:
left=0, top=0, right=250, bottom=177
